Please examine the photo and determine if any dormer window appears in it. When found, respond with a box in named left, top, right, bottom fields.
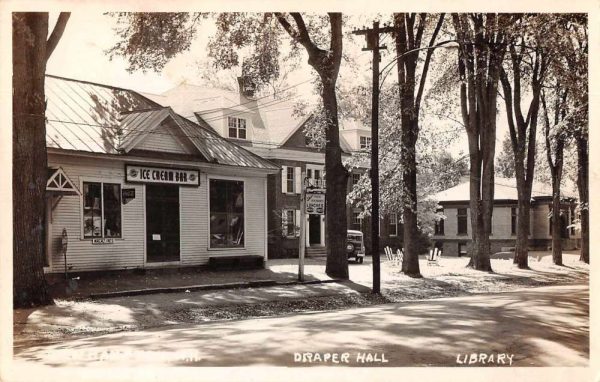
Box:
left=228, top=117, right=247, bottom=139
left=359, top=136, right=371, bottom=149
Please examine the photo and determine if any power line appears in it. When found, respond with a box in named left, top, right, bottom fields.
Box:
left=181, top=77, right=313, bottom=121
left=196, top=92, right=302, bottom=124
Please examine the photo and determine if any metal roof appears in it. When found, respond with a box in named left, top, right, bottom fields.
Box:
left=45, top=75, right=279, bottom=170
left=431, top=178, right=577, bottom=203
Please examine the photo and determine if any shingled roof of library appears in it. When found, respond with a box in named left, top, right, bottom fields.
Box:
left=44, top=75, right=279, bottom=170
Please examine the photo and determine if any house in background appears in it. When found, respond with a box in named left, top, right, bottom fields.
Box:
left=430, top=178, right=580, bottom=257
left=147, top=79, right=403, bottom=258
left=43, top=75, right=279, bottom=273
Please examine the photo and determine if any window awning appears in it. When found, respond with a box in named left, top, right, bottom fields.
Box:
left=46, top=167, right=80, bottom=195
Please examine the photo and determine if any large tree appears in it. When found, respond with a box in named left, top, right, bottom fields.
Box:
left=541, top=83, right=568, bottom=266
left=13, top=12, right=70, bottom=308
left=451, top=14, right=510, bottom=271
left=393, top=13, right=445, bottom=277
left=499, top=14, right=549, bottom=269
left=109, top=12, right=349, bottom=278
left=537, top=14, right=587, bottom=265
left=559, top=16, right=588, bottom=264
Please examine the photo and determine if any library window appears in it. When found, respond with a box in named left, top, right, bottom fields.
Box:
left=457, top=208, right=468, bottom=235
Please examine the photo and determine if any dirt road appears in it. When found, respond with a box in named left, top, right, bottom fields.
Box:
left=13, top=283, right=588, bottom=368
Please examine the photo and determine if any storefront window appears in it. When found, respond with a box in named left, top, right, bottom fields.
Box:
left=210, top=179, right=244, bottom=248
left=83, top=182, right=121, bottom=238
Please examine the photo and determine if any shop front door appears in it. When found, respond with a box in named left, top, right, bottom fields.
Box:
left=309, top=214, right=321, bottom=246
left=146, top=185, right=180, bottom=263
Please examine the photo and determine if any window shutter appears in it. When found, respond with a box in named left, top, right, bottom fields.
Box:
left=282, top=210, right=288, bottom=236
left=294, top=167, right=301, bottom=194
left=281, top=166, right=288, bottom=194
left=295, top=210, right=301, bottom=237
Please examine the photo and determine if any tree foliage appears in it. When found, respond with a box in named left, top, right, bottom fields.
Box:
left=495, top=134, right=516, bottom=178
left=108, top=13, right=206, bottom=73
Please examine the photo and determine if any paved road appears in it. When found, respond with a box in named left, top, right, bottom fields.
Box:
left=13, top=284, right=588, bottom=368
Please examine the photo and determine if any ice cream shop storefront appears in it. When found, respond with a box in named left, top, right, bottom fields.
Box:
left=43, top=75, right=279, bottom=273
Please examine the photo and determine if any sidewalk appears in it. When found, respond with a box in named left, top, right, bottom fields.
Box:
left=14, top=278, right=371, bottom=350
left=46, top=258, right=335, bottom=300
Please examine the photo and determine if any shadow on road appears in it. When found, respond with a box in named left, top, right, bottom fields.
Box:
left=15, top=284, right=589, bottom=367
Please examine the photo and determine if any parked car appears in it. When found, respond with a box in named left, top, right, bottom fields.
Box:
left=347, top=230, right=365, bottom=264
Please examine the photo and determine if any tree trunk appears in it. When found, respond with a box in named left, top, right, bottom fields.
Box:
left=551, top=179, right=563, bottom=266
left=576, top=135, right=589, bottom=263
left=400, top=119, right=421, bottom=277
left=513, top=197, right=530, bottom=268
left=13, top=13, right=54, bottom=308
left=321, top=80, right=349, bottom=279
left=452, top=13, right=508, bottom=273
left=549, top=135, right=564, bottom=266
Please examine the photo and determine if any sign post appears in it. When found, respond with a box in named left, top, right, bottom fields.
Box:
left=300, top=176, right=326, bottom=281
left=298, top=172, right=306, bottom=281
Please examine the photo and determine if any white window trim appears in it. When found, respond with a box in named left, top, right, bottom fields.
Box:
left=286, top=167, right=295, bottom=194
left=79, top=177, right=124, bottom=241
left=207, top=175, right=247, bottom=251
left=359, top=136, right=372, bottom=150
left=227, top=116, right=247, bottom=140
left=351, top=211, right=363, bottom=229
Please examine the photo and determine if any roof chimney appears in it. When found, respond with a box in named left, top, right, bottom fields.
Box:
left=237, top=76, right=256, bottom=99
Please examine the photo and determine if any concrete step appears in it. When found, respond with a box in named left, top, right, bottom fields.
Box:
left=306, top=247, right=327, bottom=257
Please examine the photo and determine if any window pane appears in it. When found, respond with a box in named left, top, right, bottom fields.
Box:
left=228, top=128, right=237, bottom=138
left=238, top=128, right=246, bottom=139
left=210, top=179, right=244, bottom=247
left=83, top=182, right=102, bottom=238
left=287, top=167, right=294, bottom=192
left=103, top=183, right=121, bottom=238
left=286, top=210, right=294, bottom=236
left=457, top=208, right=467, bottom=234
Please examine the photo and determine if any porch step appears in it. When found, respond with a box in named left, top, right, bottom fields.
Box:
left=306, top=247, right=327, bottom=258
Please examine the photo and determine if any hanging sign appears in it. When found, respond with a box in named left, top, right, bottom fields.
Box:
left=306, top=192, right=326, bottom=215
left=122, top=188, right=136, bottom=204
left=126, top=165, right=199, bottom=186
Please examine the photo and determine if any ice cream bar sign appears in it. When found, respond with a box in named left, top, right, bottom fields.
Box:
left=126, top=165, right=199, bottom=186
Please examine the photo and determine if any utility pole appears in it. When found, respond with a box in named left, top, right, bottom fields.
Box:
left=353, top=21, right=395, bottom=294
left=298, top=172, right=306, bottom=281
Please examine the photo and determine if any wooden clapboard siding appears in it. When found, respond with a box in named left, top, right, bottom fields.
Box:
left=179, top=173, right=208, bottom=264
left=47, top=152, right=268, bottom=272
left=135, top=121, right=193, bottom=154
left=47, top=155, right=145, bottom=272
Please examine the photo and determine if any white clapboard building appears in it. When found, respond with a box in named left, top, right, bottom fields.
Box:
left=44, top=75, right=279, bottom=273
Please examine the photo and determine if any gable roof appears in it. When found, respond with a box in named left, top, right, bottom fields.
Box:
left=146, top=82, right=311, bottom=147
left=431, top=177, right=577, bottom=203
left=45, top=75, right=279, bottom=170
